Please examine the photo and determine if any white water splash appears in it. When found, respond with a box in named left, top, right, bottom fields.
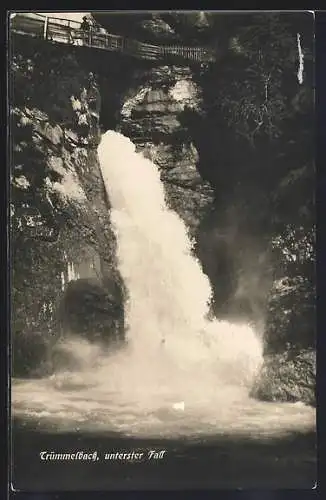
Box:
left=297, top=33, right=304, bottom=85
left=98, top=131, right=263, bottom=380
left=11, top=131, right=315, bottom=439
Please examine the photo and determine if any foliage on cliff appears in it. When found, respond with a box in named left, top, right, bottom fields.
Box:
left=91, top=12, right=213, bottom=44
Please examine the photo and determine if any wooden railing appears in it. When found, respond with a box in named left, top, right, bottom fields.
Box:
left=10, top=13, right=215, bottom=64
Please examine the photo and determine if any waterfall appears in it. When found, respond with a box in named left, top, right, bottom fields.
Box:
left=11, top=130, right=315, bottom=440
left=98, top=131, right=263, bottom=389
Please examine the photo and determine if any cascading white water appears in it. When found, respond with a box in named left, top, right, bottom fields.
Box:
left=98, top=131, right=263, bottom=381
left=98, top=132, right=262, bottom=395
left=12, top=131, right=315, bottom=439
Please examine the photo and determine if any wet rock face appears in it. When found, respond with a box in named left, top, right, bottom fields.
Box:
left=59, top=278, right=125, bottom=345
left=120, top=65, right=214, bottom=236
left=11, top=40, right=125, bottom=376
left=251, top=348, right=316, bottom=406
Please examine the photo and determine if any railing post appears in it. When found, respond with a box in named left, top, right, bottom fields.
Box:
left=43, top=16, right=49, bottom=40
left=67, top=20, right=71, bottom=44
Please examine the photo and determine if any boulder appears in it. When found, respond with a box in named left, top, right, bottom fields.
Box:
left=251, top=348, right=316, bottom=406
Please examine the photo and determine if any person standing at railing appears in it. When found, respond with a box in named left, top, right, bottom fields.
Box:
left=80, top=15, right=94, bottom=46
left=80, top=15, right=91, bottom=31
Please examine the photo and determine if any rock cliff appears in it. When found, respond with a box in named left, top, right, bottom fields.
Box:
left=11, top=37, right=125, bottom=376
left=91, top=12, right=215, bottom=45
left=10, top=33, right=214, bottom=376
left=119, top=64, right=214, bottom=236
left=10, top=13, right=315, bottom=407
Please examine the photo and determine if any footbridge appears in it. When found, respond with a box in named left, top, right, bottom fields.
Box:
left=10, top=13, right=216, bottom=64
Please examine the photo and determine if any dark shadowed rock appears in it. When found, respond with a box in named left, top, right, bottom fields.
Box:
left=11, top=38, right=124, bottom=377
left=251, top=349, right=316, bottom=406
left=91, top=12, right=215, bottom=45
left=59, top=277, right=125, bottom=344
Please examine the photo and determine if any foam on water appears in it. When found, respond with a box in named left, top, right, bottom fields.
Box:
left=11, top=131, right=316, bottom=439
